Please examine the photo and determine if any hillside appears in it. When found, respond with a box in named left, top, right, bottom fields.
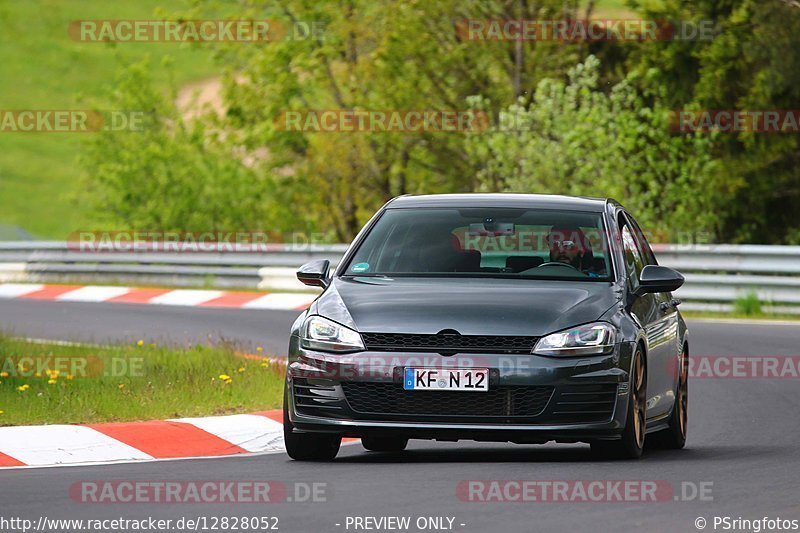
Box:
left=0, top=0, right=217, bottom=238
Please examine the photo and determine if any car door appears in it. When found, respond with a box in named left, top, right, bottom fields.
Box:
left=626, top=213, right=681, bottom=415
left=617, top=212, right=671, bottom=419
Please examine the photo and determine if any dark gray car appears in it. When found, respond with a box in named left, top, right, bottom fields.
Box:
left=284, top=194, right=688, bottom=460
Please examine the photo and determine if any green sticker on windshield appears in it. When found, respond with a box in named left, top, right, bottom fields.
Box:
left=352, top=262, right=370, bottom=273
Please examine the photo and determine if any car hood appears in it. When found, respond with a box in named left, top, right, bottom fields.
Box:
left=314, top=276, right=621, bottom=337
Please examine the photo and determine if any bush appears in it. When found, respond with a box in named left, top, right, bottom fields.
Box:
left=464, top=56, right=733, bottom=240
left=733, top=291, right=763, bottom=316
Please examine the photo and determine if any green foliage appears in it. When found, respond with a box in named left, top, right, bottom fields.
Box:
left=733, top=291, right=763, bottom=316
left=625, top=0, right=800, bottom=243
left=81, top=60, right=288, bottom=232
left=465, top=56, right=728, bottom=239
left=0, top=336, right=283, bottom=426
left=77, top=0, right=800, bottom=243
left=173, top=0, right=593, bottom=240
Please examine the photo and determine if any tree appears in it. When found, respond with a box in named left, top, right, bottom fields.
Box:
left=81, top=59, right=286, bottom=233
left=465, top=55, right=727, bottom=239
left=625, top=0, right=800, bottom=243
left=188, top=0, right=594, bottom=240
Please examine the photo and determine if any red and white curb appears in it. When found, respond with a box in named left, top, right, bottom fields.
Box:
left=0, top=410, right=286, bottom=469
left=0, top=283, right=316, bottom=311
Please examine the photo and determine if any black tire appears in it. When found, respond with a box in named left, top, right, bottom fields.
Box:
left=649, top=348, right=688, bottom=449
left=361, top=436, right=408, bottom=452
left=283, top=388, right=341, bottom=461
left=591, top=347, right=646, bottom=459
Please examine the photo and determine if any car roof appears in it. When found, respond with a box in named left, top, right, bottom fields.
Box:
left=387, top=193, right=611, bottom=212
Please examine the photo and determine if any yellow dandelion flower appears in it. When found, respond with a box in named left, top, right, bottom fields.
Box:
left=256, top=346, right=263, bottom=352
left=118, top=384, right=125, bottom=390
left=237, top=367, right=245, bottom=373
left=0, top=410, right=4, bottom=415
left=260, top=362, right=268, bottom=368
left=35, top=372, right=41, bottom=378
left=136, top=340, right=144, bottom=347
left=219, top=374, right=231, bottom=381
left=0, top=372, right=9, bottom=378
left=17, top=384, right=29, bottom=392
left=47, top=379, right=56, bottom=385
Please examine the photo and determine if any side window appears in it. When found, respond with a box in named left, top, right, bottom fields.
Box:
left=626, top=214, right=658, bottom=266
left=620, top=220, right=645, bottom=284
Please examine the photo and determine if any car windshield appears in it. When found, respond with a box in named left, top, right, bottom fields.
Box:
left=344, top=207, right=612, bottom=281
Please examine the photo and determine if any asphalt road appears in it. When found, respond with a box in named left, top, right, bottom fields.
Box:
left=0, top=299, right=299, bottom=355
left=1, top=300, right=799, bottom=532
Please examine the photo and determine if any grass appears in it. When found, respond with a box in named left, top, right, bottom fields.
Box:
left=0, top=0, right=218, bottom=238
left=0, top=336, right=284, bottom=426
left=732, top=291, right=763, bottom=316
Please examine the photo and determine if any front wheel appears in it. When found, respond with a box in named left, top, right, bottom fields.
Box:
left=650, top=349, right=688, bottom=449
left=283, top=389, right=341, bottom=461
left=591, top=347, right=646, bottom=459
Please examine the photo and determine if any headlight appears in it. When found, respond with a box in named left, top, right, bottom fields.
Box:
left=301, top=316, right=364, bottom=353
left=533, top=322, right=617, bottom=357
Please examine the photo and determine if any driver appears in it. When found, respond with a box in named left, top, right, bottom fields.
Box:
left=547, top=226, right=595, bottom=273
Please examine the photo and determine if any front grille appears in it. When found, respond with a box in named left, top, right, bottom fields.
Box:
left=361, top=333, right=538, bottom=354
left=548, top=384, right=618, bottom=423
left=342, top=382, right=553, bottom=418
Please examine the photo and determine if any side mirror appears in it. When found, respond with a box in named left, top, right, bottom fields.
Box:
left=297, top=259, right=331, bottom=288
left=636, top=265, right=684, bottom=295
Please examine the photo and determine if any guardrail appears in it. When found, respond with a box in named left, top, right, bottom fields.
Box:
left=0, top=242, right=346, bottom=291
left=651, top=244, right=800, bottom=314
left=1, top=242, right=798, bottom=314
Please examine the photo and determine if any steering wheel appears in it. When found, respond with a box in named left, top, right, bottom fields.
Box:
left=536, top=261, right=582, bottom=272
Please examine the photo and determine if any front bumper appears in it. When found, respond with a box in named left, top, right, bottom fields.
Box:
left=286, top=341, right=635, bottom=444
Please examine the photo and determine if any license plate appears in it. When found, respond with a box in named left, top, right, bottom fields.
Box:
left=403, top=368, right=489, bottom=392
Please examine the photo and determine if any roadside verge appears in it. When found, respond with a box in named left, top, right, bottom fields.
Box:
left=0, top=410, right=285, bottom=469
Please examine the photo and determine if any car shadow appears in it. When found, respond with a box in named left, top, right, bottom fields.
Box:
left=334, top=443, right=786, bottom=464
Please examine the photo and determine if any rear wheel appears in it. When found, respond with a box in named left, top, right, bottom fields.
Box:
left=591, top=347, right=646, bottom=459
left=650, top=348, right=688, bottom=449
left=362, top=436, right=408, bottom=452
left=283, top=388, right=341, bottom=461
